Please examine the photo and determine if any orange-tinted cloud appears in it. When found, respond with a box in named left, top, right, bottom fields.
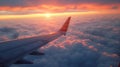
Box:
left=0, top=4, right=120, bottom=11
left=0, top=0, right=120, bottom=14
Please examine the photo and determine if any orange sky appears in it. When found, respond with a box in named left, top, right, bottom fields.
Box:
left=0, top=4, right=120, bottom=13
left=0, top=0, right=120, bottom=18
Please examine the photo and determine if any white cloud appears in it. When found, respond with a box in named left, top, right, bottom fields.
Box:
left=0, top=14, right=120, bottom=67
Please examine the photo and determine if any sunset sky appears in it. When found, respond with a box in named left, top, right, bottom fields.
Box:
left=0, top=0, right=120, bottom=19
left=0, top=1, right=120, bottom=67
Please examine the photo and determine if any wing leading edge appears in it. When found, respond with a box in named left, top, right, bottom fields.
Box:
left=0, top=17, right=71, bottom=67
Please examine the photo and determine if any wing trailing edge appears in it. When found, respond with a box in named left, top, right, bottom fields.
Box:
left=59, top=17, right=71, bottom=35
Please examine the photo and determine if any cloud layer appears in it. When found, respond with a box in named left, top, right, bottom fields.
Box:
left=0, top=14, right=119, bottom=67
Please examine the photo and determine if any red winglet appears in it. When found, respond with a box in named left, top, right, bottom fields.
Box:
left=59, top=17, right=71, bottom=35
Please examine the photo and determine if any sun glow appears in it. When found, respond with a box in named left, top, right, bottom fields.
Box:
left=0, top=11, right=100, bottom=20
left=44, top=13, right=51, bottom=18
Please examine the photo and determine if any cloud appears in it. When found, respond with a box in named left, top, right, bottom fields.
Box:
left=0, top=0, right=120, bottom=14
left=0, top=0, right=120, bottom=7
left=0, top=14, right=120, bottom=67
left=0, top=27, right=19, bottom=41
left=36, top=15, right=120, bottom=67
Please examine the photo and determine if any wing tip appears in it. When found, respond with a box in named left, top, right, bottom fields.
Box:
left=59, top=16, right=71, bottom=35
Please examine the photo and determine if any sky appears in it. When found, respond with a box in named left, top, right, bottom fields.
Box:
left=0, top=1, right=120, bottom=67
left=0, top=0, right=120, bottom=16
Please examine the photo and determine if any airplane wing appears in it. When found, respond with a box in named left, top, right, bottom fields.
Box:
left=0, top=17, right=71, bottom=67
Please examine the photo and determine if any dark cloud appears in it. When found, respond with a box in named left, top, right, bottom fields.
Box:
left=0, top=0, right=120, bottom=7
left=58, top=0, right=120, bottom=5
left=0, top=0, right=28, bottom=7
left=111, top=6, right=119, bottom=9
left=0, top=27, right=19, bottom=41
left=0, top=0, right=53, bottom=7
